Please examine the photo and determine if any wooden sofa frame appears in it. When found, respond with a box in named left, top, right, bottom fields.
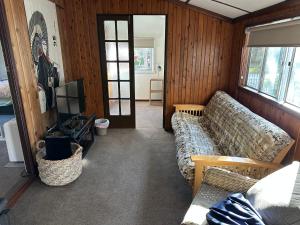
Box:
left=174, top=104, right=295, bottom=195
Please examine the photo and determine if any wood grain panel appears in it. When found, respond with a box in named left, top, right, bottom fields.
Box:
left=229, top=1, right=300, bottom=161
left=3, top=0, right=56, bottom=149
left=56, top=0, right=234, bottom=130
left=3, top=0, right=234, bottom=153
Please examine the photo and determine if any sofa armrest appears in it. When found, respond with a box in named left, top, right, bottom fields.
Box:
left=191, top=155, right=281, bottom=196
left=174, top=104, right=205, bottom=116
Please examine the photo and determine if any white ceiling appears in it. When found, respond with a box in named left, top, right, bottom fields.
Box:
left=180, top=0, right=286, bottom=19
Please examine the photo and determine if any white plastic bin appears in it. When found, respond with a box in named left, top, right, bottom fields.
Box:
left=4, top=118, right=24, bottom=162
left=95, top=119, right=109, bottom=136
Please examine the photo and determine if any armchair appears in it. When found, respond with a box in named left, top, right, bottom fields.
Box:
left=182, top=162, right=300, bottom=225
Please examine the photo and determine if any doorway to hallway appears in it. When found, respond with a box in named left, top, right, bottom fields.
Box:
left=134, top=15, right=166, bottom=129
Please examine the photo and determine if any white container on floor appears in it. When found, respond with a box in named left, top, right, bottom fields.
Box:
left=3, top=118, right=24, bottom=162
left=95, top=119, right=109, bottom=136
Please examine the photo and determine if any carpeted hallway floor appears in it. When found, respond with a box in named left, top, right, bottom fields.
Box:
left=10, top=128, right=192, bottom=225
left=136, top=101, right=163, bottom=128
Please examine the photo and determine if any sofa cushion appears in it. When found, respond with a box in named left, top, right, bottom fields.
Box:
left=246, top=161, right=300, bottom=225
left=203, top=91, right=292, bottom=162
left=203, top=167, right=257, bottom=193
left=181, top=184, right=229, bottom=225
left=172, top=112, right=220, bottom=184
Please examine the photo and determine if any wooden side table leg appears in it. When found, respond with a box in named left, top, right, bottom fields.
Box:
left=149, top=80, right=151, bottom=104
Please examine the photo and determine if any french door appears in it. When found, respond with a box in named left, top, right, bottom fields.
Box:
left=97, top=15, right=135, bottom=128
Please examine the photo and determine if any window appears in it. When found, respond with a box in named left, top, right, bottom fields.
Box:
left=245, top=46, right=300, bottom=109
left=246, top=47, right=265, bottom=89
left=286, top=49, right=300, bottom=107
left=134, top=48, right=154, bottom=73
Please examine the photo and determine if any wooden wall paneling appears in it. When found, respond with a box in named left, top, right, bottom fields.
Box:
left=56, top=6, right=72, bottom=82
left=92, top=0, right=104, bottom=117
left=190, top=12, right=199, bottom=103
left=173, top=5, right=182, bottom=105
left=86, top=0, right=96, bottom=115
left=194, top=14, right=204, bottom=103
left=66, top=1, right=79, bottom=81
left=2, top=0, right=236, bottom=152
left=185, top=9, right=196, bottom=104
left=150, top=0, right=160, bottom=13
left=3, top=0, right=53, bottom=149
left=224, top=23, right=233, bottom=90
left=216, top=21, right=225, bottom=92
left=207, top=19, right=217, bottom=102
left=119, top=0, right=129, bottom=14
left=145, top=0, right=152, bottom=13
left=203, top=16, right=213, bottom=103
left=199, top=15, right=208, bottom=104
left=178, top=7, right=187, bottom=104
left=75, top=0, right=85, bottom=82
left=56, top=0, right=234, bottom=130
left=82, top=0, right=93, bottom=115
left=181, top=8, right=189, bottom=104
left=166, top=2, right=174, bottom=122
left=128, top=0, right=139, bottom=14
left=212, top=20, right=220, bottom=96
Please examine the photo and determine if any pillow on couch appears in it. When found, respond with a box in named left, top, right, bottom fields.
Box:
left=246, top=161, right=300, bottom=225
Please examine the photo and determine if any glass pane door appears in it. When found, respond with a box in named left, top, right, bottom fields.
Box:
left=98, top=15, right=135, bottom=128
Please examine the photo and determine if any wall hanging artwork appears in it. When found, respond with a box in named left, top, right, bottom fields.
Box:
left=24, top=0, right=65, bottom=113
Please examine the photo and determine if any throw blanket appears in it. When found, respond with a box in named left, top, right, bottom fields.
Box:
left=207, top=193, right=265, bottom=225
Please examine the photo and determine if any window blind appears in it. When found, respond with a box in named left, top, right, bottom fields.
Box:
left=246, top=19, right=300, bottom=47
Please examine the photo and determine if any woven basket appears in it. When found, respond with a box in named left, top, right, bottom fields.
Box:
left=36, top=140, right=83, bottom=186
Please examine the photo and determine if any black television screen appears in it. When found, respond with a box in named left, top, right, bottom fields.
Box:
left=55, top=79, right=85, bottom=115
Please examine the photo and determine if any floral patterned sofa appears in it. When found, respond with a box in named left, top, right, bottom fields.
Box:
left=171, top=91, right=294, bottom=188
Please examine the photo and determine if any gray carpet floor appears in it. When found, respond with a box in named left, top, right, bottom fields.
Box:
left=10, top=128, right=192, bottom=225
left=0, top=140, right=24, bottom=197
left=136, top=101, right=163, bottom=129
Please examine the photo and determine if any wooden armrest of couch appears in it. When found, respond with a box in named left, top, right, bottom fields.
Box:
left=174, top=104, right=205, bottom=116
left=191, top=155, right=281, bottom=195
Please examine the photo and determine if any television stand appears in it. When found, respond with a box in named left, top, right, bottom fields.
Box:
left=47, top=114, right=96, bottom=157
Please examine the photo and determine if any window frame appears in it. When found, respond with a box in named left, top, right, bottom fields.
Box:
left=134, top=47, right=154, bottom=74
left=244, top=46, right=300, bottom=110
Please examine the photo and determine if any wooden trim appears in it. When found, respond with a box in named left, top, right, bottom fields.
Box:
left=191, top=155, right=281, bottom=195
left=173, top=104, right=205, bottom=116
left=238, top=86, right=300, bottom=121
left=191, top=155, right=281, bottom=169
left=6, top=177, right=34, bottom=208
left=233, top=0, right=300, bottom=23
left=193, top=160, right=204, bottom=196
left=0, top=0, right=36, bottom=175
left=273, top=140, right=295, bottom=163
left=163, top=14, right=168, bottom=130
left=171, top=0, right=232, bottom=23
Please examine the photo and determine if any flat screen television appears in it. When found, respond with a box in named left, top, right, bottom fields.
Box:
left=55, top=79, right=85, bottom=120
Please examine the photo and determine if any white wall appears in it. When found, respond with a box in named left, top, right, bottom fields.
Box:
left=134, top=16, right=166, bottom=100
